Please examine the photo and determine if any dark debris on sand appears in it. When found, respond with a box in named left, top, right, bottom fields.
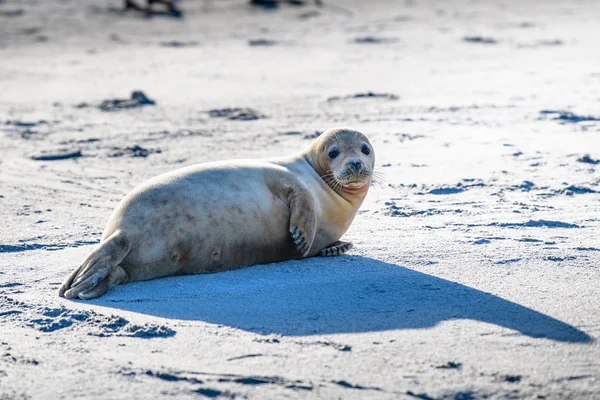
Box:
left=160, top=40, right=198, bottom=47
left=250, top=0, right=318, bottom=9
left=109, top=145, right=161, bottom=158
left=497, top=374, right=522, bottom=383
left=31, top=150, right=82, bottom=161
left=5, top=120, right=48, bottom=128
left=539, top=110, right=600, bottom=124
left=193, top=387, right=234, bottom=398
left=208, top=107, right=265, bottom=121
left=250, top=0, right=279, bottom=8
left=353, top=36, right=398, bottom=44
left=560, top=185, right=597, bottom=195
left=0, top=9, right=25, bottom=17
left=463, top=36, right=498, bottom=44
left=333, top=380, right=383, bottom=391
left=99, top=91, right=156, bottom=111
left=577, top=154, right=600, bottom=165
left=76, top=91, right=156, bottom=111
left=435, top=361, right=463, bottom=369
left=248, top=38, right=278, bottom=46
left=279, top=130, right=322, bottom=140
left=124, top=0, right=183, bottom=18
left=327, top=91, right=399, bottom=102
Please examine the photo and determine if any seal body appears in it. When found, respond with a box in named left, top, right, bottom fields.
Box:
left=59, top=127, right=375, bottom=299
left=104, top=159, right=350, bottom=279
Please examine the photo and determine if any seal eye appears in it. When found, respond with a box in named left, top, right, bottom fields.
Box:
left=328, top=149, right=340, bottom=159
left=361, top=144, right=371, bottom=155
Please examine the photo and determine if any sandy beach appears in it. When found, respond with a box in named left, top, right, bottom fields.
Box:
left=1, top=0, right=599, bottom=398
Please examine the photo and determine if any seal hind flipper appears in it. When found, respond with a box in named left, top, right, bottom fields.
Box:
left=319, top=240, right=353, bottom=257
left=77, top=266, right=129, bottom=300
left=59, top=230, right=131, bottom=299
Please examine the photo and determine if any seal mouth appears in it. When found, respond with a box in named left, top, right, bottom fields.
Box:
left=323, top=168, right=373, bottom=195
left=344, top=181, right=368, bottom=189
left=336, top=173, right=372, bottom=193
left=341, top=180, right=370, bottom=194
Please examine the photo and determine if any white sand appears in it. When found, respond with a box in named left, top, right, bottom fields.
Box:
left=1, top=0, right=599, bottom=398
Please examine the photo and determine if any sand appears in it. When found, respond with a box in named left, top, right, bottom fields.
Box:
left=1, top=0, right=599, bottom=398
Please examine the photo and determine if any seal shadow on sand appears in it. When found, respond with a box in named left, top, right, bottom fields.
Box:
left=92, top=256, right=592, bottom=343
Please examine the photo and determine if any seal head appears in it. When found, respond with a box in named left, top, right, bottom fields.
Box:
left=306, top=127, right=375, bottom=202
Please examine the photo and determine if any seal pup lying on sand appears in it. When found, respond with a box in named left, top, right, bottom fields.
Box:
left=59, top=127, right=375, bottom=299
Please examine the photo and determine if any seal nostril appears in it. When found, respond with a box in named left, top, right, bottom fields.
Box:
left=349, top=160, right=362, bottom=172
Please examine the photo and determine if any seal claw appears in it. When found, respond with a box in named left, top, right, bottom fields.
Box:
left=290, top=229, right=311, bottom=257
left=319, top=241, right=353, bottom=257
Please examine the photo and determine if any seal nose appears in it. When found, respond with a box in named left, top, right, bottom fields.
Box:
left=348, top=160, right=363, bottom=172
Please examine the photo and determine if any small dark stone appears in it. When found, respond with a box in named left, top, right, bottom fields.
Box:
left=109, top=145, right=161, bottom=158
left=98, top=91, right=156, bottom=111
left=0, top=9, right=24, bottom=17
left=436, top=361, right=462, bottom=369
left=539, top=110, right=600, bottom=123
left=31, top=150, right=82, bottom=161
left=160, top=40, right=198, bottom=47
left=577, top=154, right=600, bottom=165
left=248, top=39, right=277, bottom=46
left=207, top=107, right=265, bottom=121
left=194, top=388, right=223, bottom=398
left=353, top=36, right=397, bottom=44
left=250, top=0, right=279, bottom=9
left=502, top=374, right=522, bottom=383
left=463, top=36, right=498, bottom=44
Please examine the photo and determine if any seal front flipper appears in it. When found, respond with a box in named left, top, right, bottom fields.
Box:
left=319, top=240, right=353, bottom=257
left=58, top=230, right=131, bottom=299
left=286, top=186, right=317, bottom=258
